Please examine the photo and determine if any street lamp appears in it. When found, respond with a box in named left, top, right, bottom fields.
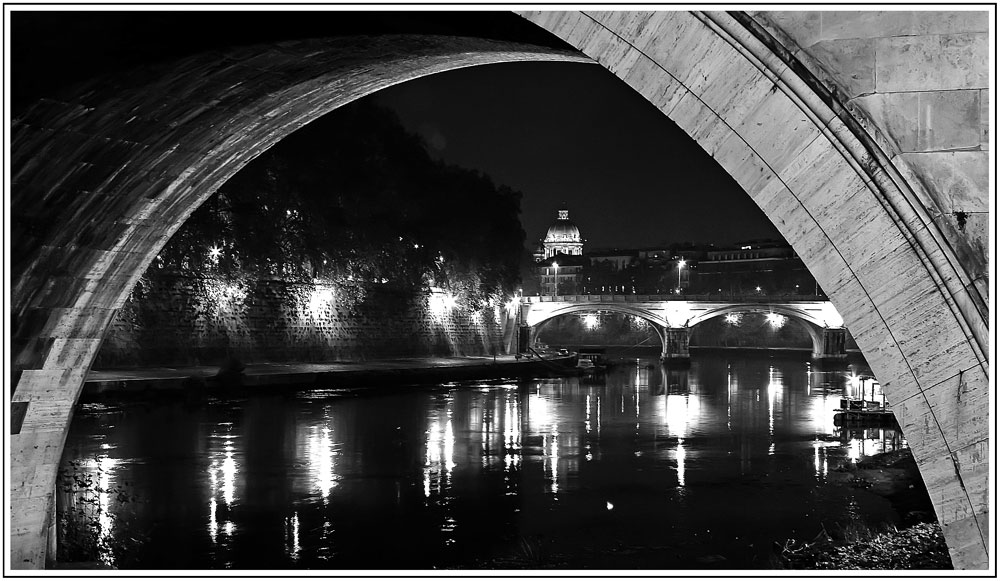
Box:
left=552, top=262, right=559, bottom=298
left=677, top=258, right=686, bottom=293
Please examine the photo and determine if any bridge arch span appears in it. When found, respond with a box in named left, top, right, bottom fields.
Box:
left=526, top=304, right=667, bottom=350
left=685, top=304, right=831, bottom=331
left=525, top=303, right=667, bottom=330
left=11, top=12, right=988, bottom=568
left=686, top=305, right=826, bottom=357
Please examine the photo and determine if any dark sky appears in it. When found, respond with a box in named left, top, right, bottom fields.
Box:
left=372, top=61, right=781, bottom=249
left=12, top=10, right=782, bottom=250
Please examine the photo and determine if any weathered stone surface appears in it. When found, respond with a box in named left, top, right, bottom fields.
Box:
left=752, top=12, right=988, bottom=310
left=802, top=38, right=875, bottom=98
left=901, top=151, right=988, bottom=212
left=820, top=11, right=988, bottom=41
left=853, top=90, right=982, bottom=152
left=933, top=211, right=990, bottom=285
left=875, top=33, right=988, bottom=93
left=980, top=89, right=989, bottom=149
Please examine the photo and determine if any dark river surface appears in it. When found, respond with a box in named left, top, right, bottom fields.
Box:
left=62, top=352, right=911, bottom=570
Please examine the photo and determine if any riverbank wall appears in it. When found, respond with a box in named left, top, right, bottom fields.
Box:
left=94, top=274, right=507, bottom=369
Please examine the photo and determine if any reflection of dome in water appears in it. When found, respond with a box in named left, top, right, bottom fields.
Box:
left=542, top=209, right=584, bottom=259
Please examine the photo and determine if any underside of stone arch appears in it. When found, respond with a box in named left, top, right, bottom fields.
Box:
left=528, top=306, right=668, bottom=350
left=686, top=305, right=826, bottom=356
left=10, top=11, right=989, bottom=570
left=8, top=36, right=594, bottom=569
left=528, top=304, right=668, bottom=329
left=516, top=11, right=988, bottom=568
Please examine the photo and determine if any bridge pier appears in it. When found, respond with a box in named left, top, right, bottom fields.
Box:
left=517, top=324, right=531, bottom=354
left=813, top=328, right=848, bottom=361
left=660, top=327, right=690, bottom=363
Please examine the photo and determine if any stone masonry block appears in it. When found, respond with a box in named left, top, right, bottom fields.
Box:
left=876, top=33, right=988, bottom=93
left=750, top=12, right=822, bottom=48
left=619, top=52, right=687, bottom=116
left=979, top=89, right=988, bottom=149
left=892, top=393, right=945, bottom=457
left=953, top=438, right=991, bottom=521
left=10, top=428, right=71, bottom=469
left=10, top=465, right=61, bottom=501
left=10, top=496, right=52, bottom=566
left=712, top=131, right=777, bottom=197
left=669, top=90, right=730, bottom=154
left=853, top=90, right=982, bottom=152
left=818, top=11, right=988, bottom=41
left=803, top=38, right=875, bottom=99
left=587, top=11, right=648, bottom=37
left=915, top=449, right=989, bottom=569
left=736, top=90, right=822, bottom=174
left=13, top=369, right=88, bottom=403
left=626, top=11, right=704, bottom=76
left=667, top=25, right=743, bottom=96
left=909, top=366, right=990, bottom=452
left=902, top=151, right=988, bottom=213
left=943, top=512, right=989, bottom=569
left=696, top=51, right=778, bottom=130
left=757, top=187, right=856, bottom=299
left=869, top=270, right=980, bottom=392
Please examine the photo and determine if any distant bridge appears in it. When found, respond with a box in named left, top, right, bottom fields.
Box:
left=517, top=294, right=847, bottom=360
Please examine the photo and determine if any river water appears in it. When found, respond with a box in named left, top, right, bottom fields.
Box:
left=61, top=352, right=913, bottom=570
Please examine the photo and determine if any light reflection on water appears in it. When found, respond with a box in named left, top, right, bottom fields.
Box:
left=62, top=353, right=915, bottom=569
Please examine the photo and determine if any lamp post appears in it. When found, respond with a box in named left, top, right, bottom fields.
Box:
left=676, top=258, right=686, bottom=294
left=552, top=262, right=559, bottom=298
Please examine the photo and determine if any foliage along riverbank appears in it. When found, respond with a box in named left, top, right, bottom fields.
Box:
left=774, top=448, right=952, bottom=570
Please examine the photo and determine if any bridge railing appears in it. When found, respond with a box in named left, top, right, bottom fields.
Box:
left=523, top=293, right=827, bottom=303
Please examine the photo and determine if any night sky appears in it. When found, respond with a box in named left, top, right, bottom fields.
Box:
left=373, top=61, right=781, bottom=249
left=12, top=10, right=783, bottom=250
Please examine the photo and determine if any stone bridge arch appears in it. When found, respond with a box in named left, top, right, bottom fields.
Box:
left=10, top=11, right=989, bottom=569
left=525, top=304, right=667, bottom=350
left=686, top=304, right=829, bottom=358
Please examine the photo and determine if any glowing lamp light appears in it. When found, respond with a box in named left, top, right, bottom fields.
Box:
left=208, top=245, right=223, bottom=263
left=583, top=313, right=599, bottom=330
left=724, top=313, right=741, bottom=325
left=766, top=313, right=787, bottom=329
left=429, top=288, right=458, bottom=318
left=755, top=286, right=762, bottom=292
left=308, top=287, right=335, bottom=318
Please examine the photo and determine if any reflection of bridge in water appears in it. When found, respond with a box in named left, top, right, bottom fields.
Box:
left=516, top=294, right=848, bottom=361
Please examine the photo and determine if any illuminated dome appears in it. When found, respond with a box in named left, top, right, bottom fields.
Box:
left=542, top=209, right=584, bottom=259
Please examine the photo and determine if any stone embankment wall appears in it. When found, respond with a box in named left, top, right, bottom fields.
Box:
left=94, top=275, right=505, bottom=368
